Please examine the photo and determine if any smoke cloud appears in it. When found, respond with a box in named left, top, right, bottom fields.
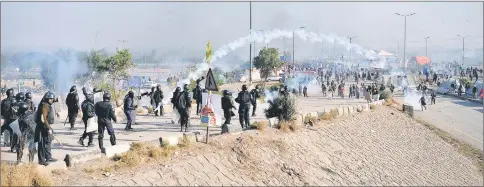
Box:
left=180, top=29, right=381, bottom=85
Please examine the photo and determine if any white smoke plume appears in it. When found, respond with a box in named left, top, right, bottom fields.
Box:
left=179, top=29, right=380, bottom=85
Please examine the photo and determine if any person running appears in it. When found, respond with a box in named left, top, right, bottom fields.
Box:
left=431, top=92, right=436, bottom=105
left=419, top=95, right=427, bottom=111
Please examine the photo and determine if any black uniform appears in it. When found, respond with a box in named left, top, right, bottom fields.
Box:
left=235, top=88, right=252, bottom=129
left=66, top=86, right=80, bottom=130
left=78, top=94, right=96, bottom=147
left=221, top=92, right=235, bottom=126
left=95, top=95, right=117, bottom=154
left=1, top=90, right=17, bottom=147
left=250, top=88, right=260, bottom=116
left=123, top=92, right=136, bottom=130
left=16, top=102, right=37, bottom=163
left=176, top=86, right=191, bottom=132
left=192, top=85, right=202, bottom=115
left=153, top=86, right=164, bottom=116
left=35, top=98, right=56, bottom=166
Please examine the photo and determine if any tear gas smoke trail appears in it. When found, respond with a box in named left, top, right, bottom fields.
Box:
left=179, top=29, right=384, bottom=86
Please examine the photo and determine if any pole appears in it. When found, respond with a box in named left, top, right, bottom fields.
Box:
left=425, top=38, right=428, bottom=56
left=249, top=1, right=252, bottom=84
left=349, top=38, right=352, bottom=62
left=292, top=31, right=295, bottom=76
left=462, top=37, right=465, bottom=67
left=403, top=16, right=407, bottom=69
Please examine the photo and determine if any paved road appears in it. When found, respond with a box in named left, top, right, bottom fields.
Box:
left=394, top=90, right=483, bottom=151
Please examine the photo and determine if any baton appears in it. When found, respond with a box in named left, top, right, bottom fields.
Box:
left=63, top=115, right=68, bottom=127
left=52, top=134, right=64, bottom=147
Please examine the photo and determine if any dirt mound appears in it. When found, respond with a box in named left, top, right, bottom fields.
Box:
left=53, top=107, right=483, bottom=186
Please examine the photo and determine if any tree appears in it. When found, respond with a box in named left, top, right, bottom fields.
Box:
left=95, top=49, right=134, bottom=106
left=253, top=48, right=284, bottom=85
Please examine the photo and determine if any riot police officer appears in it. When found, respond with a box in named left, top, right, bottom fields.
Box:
left=193, top=77, right=204, bottom=115
left=176, top=84, right=191, bottom=132
left=25, top=92, right=36, bottom=113
left=235, top=85, right=252, bottom=129
left=35, top=91, right=58, bottom=166
left=221, top=90, right=236, bottom=133
left=250, top=85, right=261, bottom=117
left=66, top=85, right=80, bottom=130
left=9, top=92, right=25, bottom=152
left=1, top=89, right=17, bottom=145
left=95, top=93, right=117, bottom=154
left=153, top=85, right=164, bottom=116
left=123, top=91, right=136, bottom=130
left=16, top=101, right=37, bottom=164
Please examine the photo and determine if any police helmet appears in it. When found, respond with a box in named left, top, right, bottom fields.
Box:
left=70, top=85, right=77, bottom=92
left=16, top=92, right=25, bottom=101
left=6, top=89, right=14, bottom=97
left=17, top=102, right=29, bottom=115
left=44, top=92, right=55, bottom=99
left=242, top=85, right=248, bottom=91
left=128, top=90, right=134, bottom=98
left=223, top=90, right=229, bottom=96
left=183, top=84, right=189, bottom=91
left=103, top=92, right=111, bottom=101
left=25, top=92, right=33, bottom=100
left=175, top=87, right=181, bottom=92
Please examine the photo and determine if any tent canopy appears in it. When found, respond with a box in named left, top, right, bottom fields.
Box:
left=415, top=56, right=430, bottom=65
left=378, top=50, right=394, bottom=57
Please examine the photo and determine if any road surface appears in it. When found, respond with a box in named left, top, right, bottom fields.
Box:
left=394, top=91, right=483, bottom=151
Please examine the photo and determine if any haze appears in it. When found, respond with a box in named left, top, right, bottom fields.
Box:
left=1, top=2, right=483, bottom=63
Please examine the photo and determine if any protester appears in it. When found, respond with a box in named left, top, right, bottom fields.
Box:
left=78, top=93, right=96, bottom=147
left=419, top=95, right=427, bottom=111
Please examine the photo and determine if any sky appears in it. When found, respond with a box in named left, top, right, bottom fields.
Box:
left=1, top=1, right=483, bottom=63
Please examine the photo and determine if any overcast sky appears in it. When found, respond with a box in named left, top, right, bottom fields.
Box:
left=2, top=1, right=483, bottom=62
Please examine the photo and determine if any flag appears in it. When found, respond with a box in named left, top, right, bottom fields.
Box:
left=205, top=41, right=212, bottom=64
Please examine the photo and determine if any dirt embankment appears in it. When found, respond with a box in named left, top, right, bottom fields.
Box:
left=52, top=106, right=483, bottom=186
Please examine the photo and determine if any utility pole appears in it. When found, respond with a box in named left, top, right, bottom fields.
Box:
left=395, top=12, right=416, bottom=69
left=424, top=37, right=430, bottom=56
left=348, top=36, right=357, bottom=63
left=249, top=1, right=252, bottom=84
left=457, top=35, right=470, bottom=67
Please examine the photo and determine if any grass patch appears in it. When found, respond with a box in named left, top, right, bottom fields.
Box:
left=385, top=98, right=394, bottom=106
left=277, top=120, right=298, bottom=132
left=320, top=113, right=332, bottom=120
left=415, top=117, right=484, bottom=174
left=111, top=142, right=178, bottom=168
left=329, top=109, right=339, bottom=119
left=178, top=135, right=192, bottom=148
left=1, top=163, right=52, bottom=187
left=370, top=104, right=377, bottom=110
left=251, top=121, right=267, bottom=132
